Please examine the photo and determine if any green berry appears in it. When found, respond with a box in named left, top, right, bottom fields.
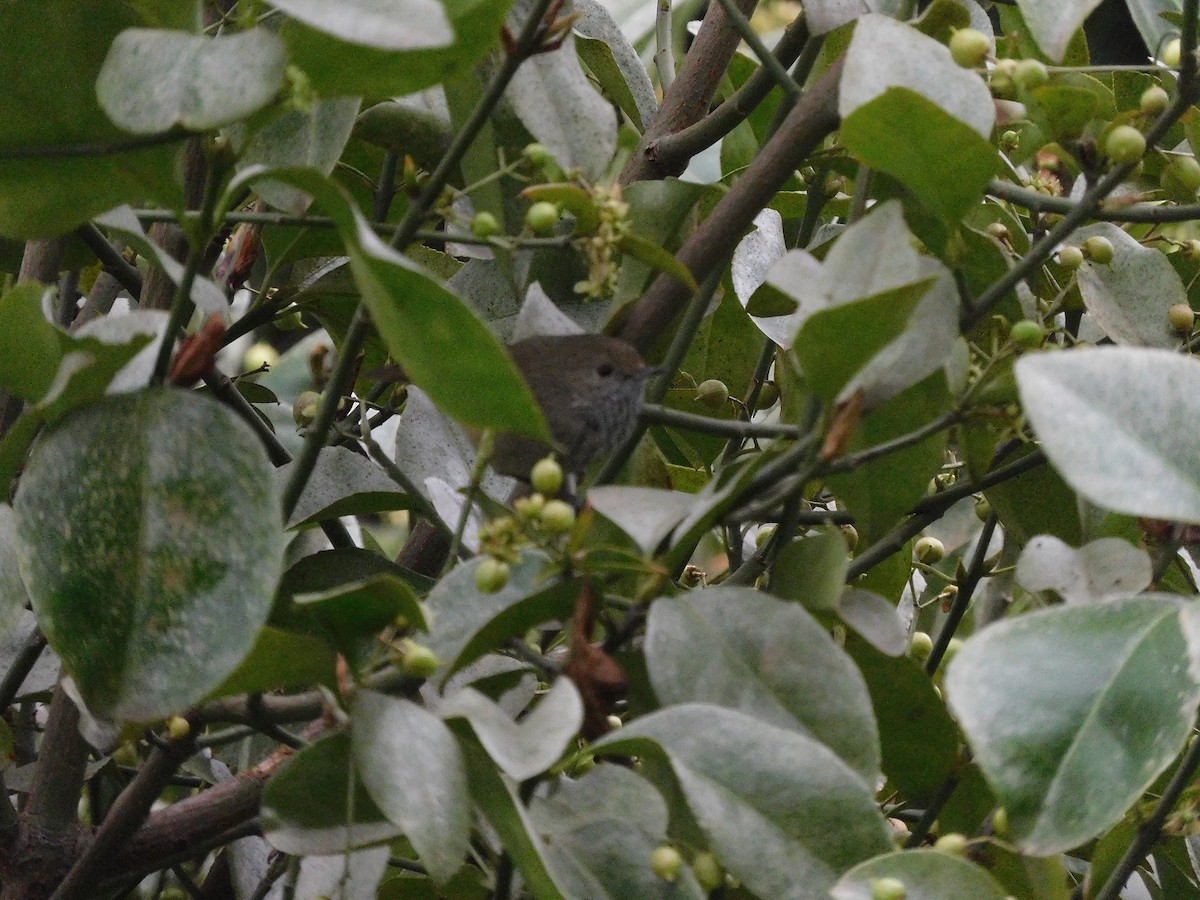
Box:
left=1013, top=58, right=1049, bottom=90
left=514, top=492, right=546, bottom=520
left=475, top=557, right=510, bottom=594
left=1163, top=38, right=1182, bottom=69
left=756, top=380, right=780, bottom=408
left=974, top=496, right=993, bottom=521
left=871, top=877, right=909, bottom=900
left=949, top=28, right=991, bottom=68
left=1170, top=156, right=1200, bottom=194
left=292, top=391, right=321, bottom=428
left=1141, top=85, right=1170, bottom=115
left=909, top=631, right=934, bottom=661
left=985, top=222, right=1010, bottom=241
left=650, top=845, right=683, bottom=882
left=840, top=524, right=859, bottom=552
left=755, top=525, right=776, bottom=549
left=1056, top=245, right=1084, bottom=270
left=530, top=456, right=564, bottom=496
left=935, top=832, right=969, bottom=855
left=991, top=58, right=1018, bottom=97
left=992, top=806, right=1010, bottom=838
left=525, top=201, right=560, bottom=235
left=1185, top=239, right=1200, bottom=260
left=1169, top=303, right=1195, bottom=333
left=540, top=499, right=576, bottom=534
left=471, top=211, right=501, bottom=238
left=915, top=536, right=946, bottom=563
left=243, top=341, right=279, bottom=371
left=1009, top=319, right=1044, bottom=349
left=398, top=639, right=441, bottom=679
left=1104, top=125, right=1147, bottom=165
left=696, top=378, right=730, bottom=409
left=1082, top=235, right=1115, bottom=264
left=166, top=715, right=191, bottom=741
left=523, top=142, right=554, bottom=167
left=1000, top=130, right=1020, bottom=152
left=692, top=853, right=723, bottom=893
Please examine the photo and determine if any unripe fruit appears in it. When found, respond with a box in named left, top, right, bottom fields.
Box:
left=1009, top=319, right=1044, bottom=349
left=935, top=832, right=969, bottom=855
left=293, top=391, right=321, bottom=427
left=397, top=639, right=441, bottom=679
left=1185, top=239, right=1200, bottom=260
left=909, top=631, right=934, bottom=661
left=1169, top=303, right=1195, bottom=332
left=871, top=877, right=909, bottom=900
left=1013, top=59, right=1049, bottom=90
left=991, top=58, right=1018, bottom=96
left=949, top=28, right=990, bottom=68
left=471, top=211, right=501, bottom=238
left=531, top=455, right=564, bottom=496
left=276, top=309, right=306, bottom=330
left=605, top=714, right=623, bottom=731
left=1056, top=245, right=1084, bottom=270
left=1170, top=156, right=1200, bottom=193
left=514, top=492, right=546, bottom=520
left=243, top=341, right=279, bottom=371
left=540, top=499, right=576, bottom=534
left=840, top=524, right=859, bottom=552
left=523, top=142, right=554, bottom=167
left=915, top=536, right=946, bottom=563
left=1163, top=38, right=1182, bottom=69
left=692, top=853, right=723, bottom=893
left=757, top=380, right=780, bottom=408
left=526, top=201, right=560, bottom=235
left=166, top=715, right=191, bottom=741
left=992, top=806, right=1010, bottom=838
left=475, top=557, right=510, bottom=594
left=1000, top=130, right=1020, bottom=152
left=696, top=378, right=730, bottom=409
left=1141, top=85, right=1170, bottom=115
left=755, top=525, right=776, bottom=549
left=1082, top=235, right=1115, bottom=264
left=650, top=845, right=683, bottom=882
left=985, top=222, right=1010, bottom=241
left=974, top=496, right=993, bottom=521
left=1104, top=125, right=1147, bottom=165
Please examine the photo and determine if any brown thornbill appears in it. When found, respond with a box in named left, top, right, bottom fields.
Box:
left=492, top=334, right=656, bottom=479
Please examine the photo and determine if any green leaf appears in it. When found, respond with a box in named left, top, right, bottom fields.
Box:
left=845, top=636, right=959, bottom=806
left=647, top=589, right=881, bottom=785
left=771, top=527, right=851, bottom=614
left=210, top=625, right=338, bottom=697
left=263, top=730, right=403, bottom=854
left=441, top=678, right=581, bottom=780
left=282, top=446, right=412, bottom=529
left=830, top=848, right=1009, bottom=899
left=575, top=0, right=658, bottom=132
left=1017, top=347, right=1200, bottom=523
left=0, top=1, right=184, bottom=238
left=269, top=0, right=453, bottom=49
left=0, top=507, right=32, bottom=646
left=283, top=0, right=513, bottom=99
left=946, top=596, right=1199, bottom=854
left=1015, top=0, right=1102, bottom=63
left=458, top=734, right=568, bottom=899
left=96, top=28, right=286, bottom=133
left=596, top=705, right=892, bottom=900
left=618, top=233, right=698, bottom=292
left=351, top=690, right=471, bottom=884
left=424, top=553, right=576, bottom=678
left=0, top=284, right=62, bottom=402
left=528, top=765, right=707, bottom=899
left=841, top=88, right=995, bottom=224
left=227, top=166, right=549, bottom=441
left=1070, top=223, right=1188, bottom=348
left=13, top=389, right=286, bottom=724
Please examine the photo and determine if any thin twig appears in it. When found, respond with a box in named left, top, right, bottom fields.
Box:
left=714, top=0, right=803, bottom=101
left=640, top=403, right=806, bottom=439
left=925, top=513, right=997, bottom=675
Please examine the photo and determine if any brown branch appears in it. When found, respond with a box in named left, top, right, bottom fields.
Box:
left=620, top=0, right=761, bottom=184
left=615, top=55, right=844, bottom=352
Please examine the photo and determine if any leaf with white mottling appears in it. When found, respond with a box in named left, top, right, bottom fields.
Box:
left=1016, top=535, right=1153, bottom=605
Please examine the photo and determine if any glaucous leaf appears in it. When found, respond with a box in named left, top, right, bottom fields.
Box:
left=281, top=445, right=411, bottom=529
left=1070, top=223, right=1187, bottom=348
left=596, top=704, right=892, bottom=900
left=263, top=730, right=403, bottom=854
left=1016, top=347, right=1200, bottom=523
left=806, top=0, right=914, bottom=35
left=351, top=690, right=471, bottom=883
left=587, top=486, right=697, bottom=554
left=0, top=507, right=31, bottom=645
left=648, top=590, right=881, bottom=786
left=946, top=596, right=1199, bottom=853
left=293, top=847, right=390, bottom=900
left=1015, top=0, right=1102, bottom=63
left=1016, top=535, right=1152, bottom=605
left=14, top=389, right=285, bottom=724
left=0, top=284, right=61, bottom=402
left=575, top=0, right=658, bottom=131
left=830, top=848, right=1008, bottom=900
left=97, top=28, right=286, bottom=133
left=268, top=0, right=453, bottom=49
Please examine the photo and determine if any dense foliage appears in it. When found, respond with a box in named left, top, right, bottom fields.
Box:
left=4, top=0, right=1200, bottom=897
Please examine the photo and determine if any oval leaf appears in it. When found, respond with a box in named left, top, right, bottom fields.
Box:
left=1016, top=347, right=1200, bottom=523
left=1016, top=535, right=1152, bottom=605
left=268, top=0, right=454, bottom=50
left=830, top=848, right=1008, bottom=900
left=946, top=596, right=1200, bottom=854
left=14, top=389, right=286, bottom=724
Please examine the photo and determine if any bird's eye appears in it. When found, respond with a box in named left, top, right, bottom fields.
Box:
left=597, top=363, right=614, bottom=377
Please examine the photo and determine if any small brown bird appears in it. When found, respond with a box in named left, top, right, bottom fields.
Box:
left=491, top=333, right=656, bottom=480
